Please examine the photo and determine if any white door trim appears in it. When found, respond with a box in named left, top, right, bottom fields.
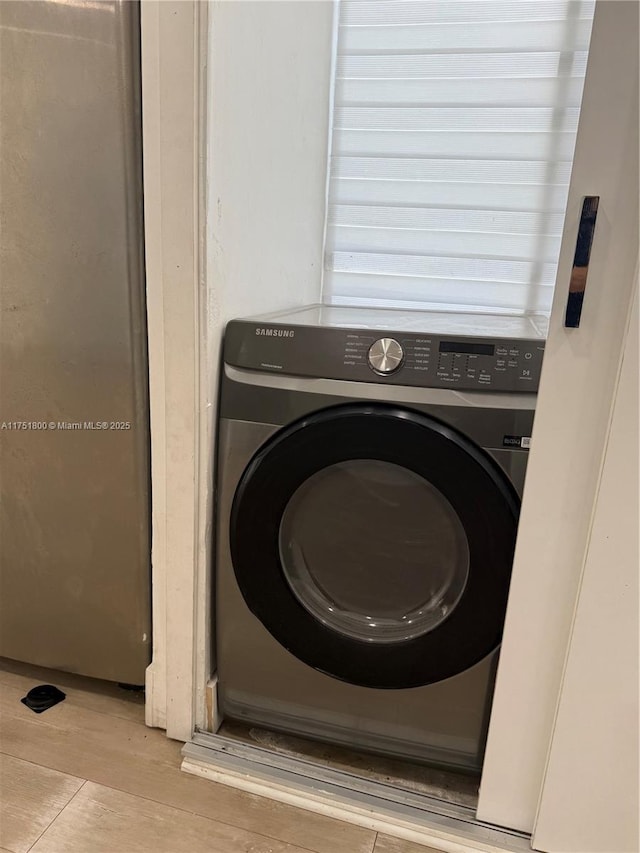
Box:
left=141, top=0, right=205, bottom=740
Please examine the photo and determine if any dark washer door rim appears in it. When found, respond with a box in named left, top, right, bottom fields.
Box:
left=230, top=404, right=520, bottom=689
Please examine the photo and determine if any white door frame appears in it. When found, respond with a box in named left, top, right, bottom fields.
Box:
left=141, top=0, right=206, bottom=741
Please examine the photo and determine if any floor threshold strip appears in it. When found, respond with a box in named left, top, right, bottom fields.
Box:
left=183, top=732, right=531, bottom=852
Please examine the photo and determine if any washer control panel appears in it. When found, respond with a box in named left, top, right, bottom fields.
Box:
left=225, top=321, right=545, bottom=393
left=342, top=331, right=544, bottom=391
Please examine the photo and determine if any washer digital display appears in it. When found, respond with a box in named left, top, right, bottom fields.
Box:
left=439, top=341, right=496, bottom=356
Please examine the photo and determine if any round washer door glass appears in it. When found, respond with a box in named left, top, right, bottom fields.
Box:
left=279, top=459, right=470, bottom=643
left=230, top=404, right=520, bottom=689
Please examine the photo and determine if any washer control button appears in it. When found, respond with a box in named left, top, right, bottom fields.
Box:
left=368, top=338, right=404, bottom=374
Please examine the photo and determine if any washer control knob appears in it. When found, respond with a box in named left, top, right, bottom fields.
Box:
left=368, top=338, right=404, bottom=375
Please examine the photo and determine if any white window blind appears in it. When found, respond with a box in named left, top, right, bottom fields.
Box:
left=322, top=0, right=595, bottom=317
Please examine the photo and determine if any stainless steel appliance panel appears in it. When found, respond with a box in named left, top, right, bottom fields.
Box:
left=215, top=355, right=535, bottom=769
left=0, top=0, right=150, bottom=683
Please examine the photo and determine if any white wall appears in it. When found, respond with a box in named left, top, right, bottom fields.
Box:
left=533, top=279, right=639, bottom=853
left=194, top=0, right=334, bottom=727
left=206, top=1, right=334, bottom=321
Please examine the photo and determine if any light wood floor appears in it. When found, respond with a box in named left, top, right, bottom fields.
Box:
left=0, top=658, right=440, bottom=853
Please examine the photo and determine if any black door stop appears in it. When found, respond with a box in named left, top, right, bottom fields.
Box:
left=21, top=684, right=66, bottom=713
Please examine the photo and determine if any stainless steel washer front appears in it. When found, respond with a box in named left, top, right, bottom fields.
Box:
left=214, top=306, right=540, bottom=772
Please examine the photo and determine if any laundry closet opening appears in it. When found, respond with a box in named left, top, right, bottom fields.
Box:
left=180, top=0, right=611, bottom=843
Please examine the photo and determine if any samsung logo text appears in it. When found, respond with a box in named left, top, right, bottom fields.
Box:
left=255, top=328, right=295, bottom=338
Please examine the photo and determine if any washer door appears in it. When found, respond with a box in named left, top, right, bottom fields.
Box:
left=230, top=404, right=519, bottom=689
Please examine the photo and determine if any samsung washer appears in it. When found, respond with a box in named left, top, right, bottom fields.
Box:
left=215, top=305, right=545, bottom=772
